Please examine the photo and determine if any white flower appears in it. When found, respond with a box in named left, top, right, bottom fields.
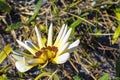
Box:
left=12, top=24, right=80, bottom=72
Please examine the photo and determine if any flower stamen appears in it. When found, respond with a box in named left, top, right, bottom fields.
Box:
left=34, top=51, right=42, bottom=58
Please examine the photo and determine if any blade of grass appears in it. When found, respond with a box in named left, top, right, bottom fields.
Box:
left=35, top=71, right=59, bottom=80
left=0, top=64, right=11, bottom=72
left=70, top=18, right=82, bottom=37
left=112, top=24, right=120, bottom=44
left=6, top=22, right=24, bottom=31
left=65, top=11, right=95, bottom=26
left=0, top=0, right=11, bottom=13
left=112, top=8, right=120, bottom=44
left=98, top=73, right=110, bottom=80
left=51, top=4, right=59, bottom=17
left=73, top=74, right=82, bottom=80
left=0, top=44, right=12, bottom=64
left=34, top=72, right=51, bottom=80
left=26, top=0, right=43, bottom=24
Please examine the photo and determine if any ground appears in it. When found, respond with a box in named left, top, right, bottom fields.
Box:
left=0, top=0, right=120, bottom=80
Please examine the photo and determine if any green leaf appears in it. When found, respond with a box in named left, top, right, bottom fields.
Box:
left=26, top=0, right=43, bottom=24
left=112, top=24, right=120, bottom=44
left=70, top=18, right=82, bottom=36
left=0, top=44, right=12, bottom=64
left=116, top=57, right=120, bottom=77
left=6, top=22, right=24, bottom=31
left=98, top=73, right=110, bottom=80
left=0, top=1, right=11, bottom=13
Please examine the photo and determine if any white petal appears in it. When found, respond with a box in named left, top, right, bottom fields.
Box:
left=57, top=42, right=69, bottom=56
left=35, top=26, right=43, bottom=49
left=12, top=54, right=23, bottom=61
left=52, top=52, right=70, bottom=64
left=68, top=40, right=80, bottom=52
left=58, top=25, right=67, bottom=45
left=15, top=57, right=34, bottom=72
left=25, top=41, right=39, bottom=50
left=55, top=25, right=67, bottom=47
left=60, top=28, right=72, bottom=47
left=12, top=50, right=23, bottom=55
left=12, top=50, right=24, bottom=61
left=54, top=24, right=65, bottom=46
left=47, top=23, right=53, bottom=46
left=16, top=39, right=36, bottom=56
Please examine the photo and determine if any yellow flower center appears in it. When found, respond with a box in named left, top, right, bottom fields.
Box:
left=34, top=46, right=58, bottom=62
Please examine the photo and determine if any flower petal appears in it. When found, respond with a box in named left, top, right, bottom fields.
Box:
left=68, top=40, right=80, bottom=52
left=16, top=39, right=36, bottom=56
left=12, top=50, right=23, bottom=55
left=12, top=55, right=23, bottom=61
left=54, top=24, right=65, bottom=46
left=57, top=25, right=67, bottom=47
left=25, top=41, right=39, bottom=51
left=52, top=52, right=70, bottom=64
left=12, top=51, right=23, bottom=61
left=15, top=57, right=35, bottom=72
left=57, top=42, right=69, bottom=56
left=59, top=28, right=72, bottom=48
left=47, top=23, right=53, bottom=46
left=35, top=26, right=43, bottom=49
